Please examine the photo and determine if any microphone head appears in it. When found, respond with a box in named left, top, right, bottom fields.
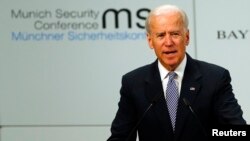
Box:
left=183, top=98, right=191, bottom=106
left=151, top=93, right=163, bottom=105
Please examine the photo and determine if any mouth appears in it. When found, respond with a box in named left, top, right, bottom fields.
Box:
left=164, top=50, right=177, bottom=55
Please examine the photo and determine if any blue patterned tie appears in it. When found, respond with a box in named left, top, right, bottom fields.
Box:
left=166, top=72, right=179, bottom=131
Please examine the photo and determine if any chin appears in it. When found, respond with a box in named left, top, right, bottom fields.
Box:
left=165, top=60, right=178, bottom=66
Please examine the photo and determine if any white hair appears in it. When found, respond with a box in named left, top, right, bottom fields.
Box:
left=145, top=5, right=189, bottom=33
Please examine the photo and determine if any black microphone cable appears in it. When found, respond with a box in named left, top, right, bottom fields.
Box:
left=183, top=98, right=208, bottom=137
left=125, top=93, right=163, bottom=141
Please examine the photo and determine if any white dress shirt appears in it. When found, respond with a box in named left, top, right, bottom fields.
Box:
left=158, top=55, right=187, bottom=97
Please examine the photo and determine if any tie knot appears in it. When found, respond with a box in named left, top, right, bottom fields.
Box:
left=168, top=72, right=177, bottom=81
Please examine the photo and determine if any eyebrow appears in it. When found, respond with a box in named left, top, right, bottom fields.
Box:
left=155, top=31, right=166, bottom=36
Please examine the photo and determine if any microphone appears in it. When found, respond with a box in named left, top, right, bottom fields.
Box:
left=182, top=98, right=208, bottom=137
left=125, top=93, right=163, bottom=141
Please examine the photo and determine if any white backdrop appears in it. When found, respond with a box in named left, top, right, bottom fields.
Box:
left=195, top=0, right=250, bottom=123
left=0, top=0, right=248, bottom=141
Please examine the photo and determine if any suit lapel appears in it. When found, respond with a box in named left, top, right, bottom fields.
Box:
left=174, top=54, right=202, bottom=140
left=144, top=60, right=174, bottom=138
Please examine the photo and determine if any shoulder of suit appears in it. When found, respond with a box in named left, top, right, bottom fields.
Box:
left=193, top=59, right=229, bottom=75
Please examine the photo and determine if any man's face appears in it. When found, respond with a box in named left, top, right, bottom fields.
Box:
left=147, top=12, right=189, bottom=71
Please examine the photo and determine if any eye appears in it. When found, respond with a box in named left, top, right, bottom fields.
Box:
left=156, top=33, right=166, bottom=39
left=170, top=32, right=180, bottom=37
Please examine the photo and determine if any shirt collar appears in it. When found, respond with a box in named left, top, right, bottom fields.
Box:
left=158, top=54, right=187, bottom=81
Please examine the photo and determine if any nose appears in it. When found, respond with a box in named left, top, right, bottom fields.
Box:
left=164, top=34, right=174, bottom=46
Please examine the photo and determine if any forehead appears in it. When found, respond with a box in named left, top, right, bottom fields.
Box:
left=151, top=13, right=184, bottom=30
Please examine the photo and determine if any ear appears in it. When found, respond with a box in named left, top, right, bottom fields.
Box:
left=185, top=30, right=190, bottom=46
left=147, top=33, right=154, bottom=49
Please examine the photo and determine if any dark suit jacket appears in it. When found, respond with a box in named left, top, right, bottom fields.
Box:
left=107, top=54, right=246, bottom=141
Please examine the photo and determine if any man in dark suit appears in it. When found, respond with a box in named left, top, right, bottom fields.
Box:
left=107, top=4, right=246, bottom=141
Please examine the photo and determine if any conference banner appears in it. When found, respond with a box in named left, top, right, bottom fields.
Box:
left=1, top=0, right=249, bottom=141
